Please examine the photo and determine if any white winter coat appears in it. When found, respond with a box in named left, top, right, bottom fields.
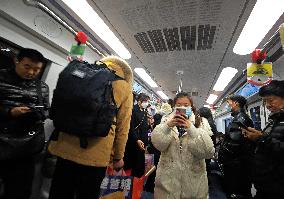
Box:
left=151, top=113, right=215, bottom=199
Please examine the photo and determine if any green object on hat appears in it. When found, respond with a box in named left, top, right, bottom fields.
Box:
left=69, top=44, right=86, bottom=56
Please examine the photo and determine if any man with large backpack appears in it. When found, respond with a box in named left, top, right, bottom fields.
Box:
left=48, top=56, right=133, bottom=199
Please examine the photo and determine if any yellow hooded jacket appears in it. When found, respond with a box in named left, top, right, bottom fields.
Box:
left=48, top=56, right=133, bottom=167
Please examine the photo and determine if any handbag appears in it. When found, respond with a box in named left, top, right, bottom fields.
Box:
left=0, top=80, right=45, bottom=160
left=100, top=167, right=147, bottom=199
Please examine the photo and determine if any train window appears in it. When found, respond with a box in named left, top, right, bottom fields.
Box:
left=0, top=37, right=20, bottom=70
left=224, top=117, right=232, bottom=133
left=250, top=106, right=262, bottom=130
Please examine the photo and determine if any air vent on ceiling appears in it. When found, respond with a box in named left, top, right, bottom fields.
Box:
left=171, top=91, right=199, bottom=96
left=191, top=91, right=199, bottom=96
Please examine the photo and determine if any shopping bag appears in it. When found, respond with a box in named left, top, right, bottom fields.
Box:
left=145, top=154, right=154, bottom=173
left=100, top=168, right=143, bottom=199
left=100, top=191, right=125, bottom=199
left=100, top=166, right=155, bottom=199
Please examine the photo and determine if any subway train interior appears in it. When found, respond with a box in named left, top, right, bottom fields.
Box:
left=0, top=0, right=284, bottom=198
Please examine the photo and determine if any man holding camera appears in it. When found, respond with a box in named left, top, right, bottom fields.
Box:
left=220, top=95, right=254, bottom=199
left=0, top=48, right=49, bottom=199
left=242, top=80, right=284, bottom=199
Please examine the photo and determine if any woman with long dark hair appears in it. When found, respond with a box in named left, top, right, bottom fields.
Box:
left=198, top=107, right=218, bottom=145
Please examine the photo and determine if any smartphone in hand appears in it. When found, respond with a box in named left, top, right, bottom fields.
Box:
left=237, top=121, right=248, bottom=130
left=176, top=107, right=187, bottom=117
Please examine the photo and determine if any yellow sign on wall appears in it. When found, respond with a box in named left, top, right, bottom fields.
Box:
left=247, top=63, right=272, bottom=77
left=247, top=63, right=273, bottom=86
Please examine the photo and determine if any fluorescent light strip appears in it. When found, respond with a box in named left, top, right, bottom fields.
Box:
left=204, top=105, right=211, bottom=108
left=233, top=0, right=284, bottom=55
left=213, top=67, right=238, bottom=91
left=61, top=0, right=131, bottom=59
left=157, top=91, right=169, bottom=100
left=134, top=68, right=158, bottom=88
left=206, top=94, right=218, bottom=105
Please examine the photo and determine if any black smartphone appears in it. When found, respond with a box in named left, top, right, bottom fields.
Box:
left=29, top=105, right=44, bottom=111
left=237, top=121, right=248, bottom=130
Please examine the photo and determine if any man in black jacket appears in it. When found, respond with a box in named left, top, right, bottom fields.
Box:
left=242, top=80, right=284, bottom=199
left=0, top=48, right=49, bottom=199
left=220, top=95, right=254, bottom=199
left=124, top=93, right=150, bottom=177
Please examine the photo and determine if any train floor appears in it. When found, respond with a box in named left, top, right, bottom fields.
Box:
left=1, top=159, right=257, bottom=199
left=36, top=160, right=228, bottom=199
left=36, top=172, right=227, bottom=199
left=141, top=168, right=227, bottom=199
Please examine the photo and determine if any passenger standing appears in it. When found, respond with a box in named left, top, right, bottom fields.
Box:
left=198, top=107, right=218, bottom=180
left=144, top=103, right=172, bottom=193
left=48, top=56, right=133, bottom=199
left=0, top=48, right=49, bottom=199
left=151, top=92, right=214, bottom=199
left=124, top=93, right=150, bottom=178
left=219, top=95, right=254, bottom=198
left=198, top=107, right=218, bottom=146
left=242, top=80, right=284, bottom=199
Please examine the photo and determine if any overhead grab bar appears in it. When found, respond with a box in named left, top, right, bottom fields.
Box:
left=23, top=0, right=106, bottom=57
left=262, top=27, right=281, bottom=54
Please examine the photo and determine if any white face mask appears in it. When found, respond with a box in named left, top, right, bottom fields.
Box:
left=174, top=106, right=192, bottom=118
left=141, top=102, right=149, bottom=109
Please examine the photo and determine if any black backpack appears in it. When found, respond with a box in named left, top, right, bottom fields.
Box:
left=50, top=60, right=123, bottom=148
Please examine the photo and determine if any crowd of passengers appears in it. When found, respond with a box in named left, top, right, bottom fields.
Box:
left=0, top=48, right=283, bottom=199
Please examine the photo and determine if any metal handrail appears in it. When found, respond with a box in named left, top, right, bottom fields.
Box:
left=23, top=0, right=105, bottom=57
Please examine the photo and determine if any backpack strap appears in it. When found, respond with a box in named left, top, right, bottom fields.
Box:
left=50, top=129, right=60, bottom=141
left=80, top=137, right=88, bottom=149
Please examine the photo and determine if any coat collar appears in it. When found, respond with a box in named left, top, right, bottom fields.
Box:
left=100, top=56, right=133, bottom=84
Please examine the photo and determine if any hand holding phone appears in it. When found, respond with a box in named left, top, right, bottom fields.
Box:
left=34, top=105, right=44, bottom=108
left=29, top=105, right=44, bottom=112
left=237, top=121, right=248, bottom=130
left=176, top=107, right=187, bottom=118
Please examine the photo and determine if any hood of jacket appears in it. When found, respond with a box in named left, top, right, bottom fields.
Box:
left=100, top=56, right=133, bottom=84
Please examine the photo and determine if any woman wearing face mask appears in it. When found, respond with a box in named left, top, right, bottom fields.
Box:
left=151, top=92, right=215, bottom=199
left=123, top=93, right=150, bottom=177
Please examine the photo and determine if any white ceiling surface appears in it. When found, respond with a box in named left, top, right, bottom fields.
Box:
left=56, top=0, right=283, bottom=107
left=90, top=0, right=258, bottom=107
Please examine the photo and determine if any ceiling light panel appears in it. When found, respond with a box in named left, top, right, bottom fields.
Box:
left=61, top=0, right=131, bottom=59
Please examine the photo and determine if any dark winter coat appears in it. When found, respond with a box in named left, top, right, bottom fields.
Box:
left=0, top=68, right=49, bottom=133
left=128, top=104, right=149, bottom=145
left=253, top=111, right=284, bottom=198
left=220, top=109, right=254, bottom=162
left=123, top=104, right=149, bottom=177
